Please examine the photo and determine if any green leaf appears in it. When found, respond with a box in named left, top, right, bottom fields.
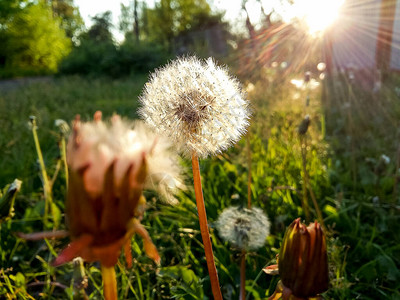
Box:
left=159, top=266, right=204, bottom=299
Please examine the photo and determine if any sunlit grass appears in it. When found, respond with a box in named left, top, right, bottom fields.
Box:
left=0, top=71, right=399, bottom=299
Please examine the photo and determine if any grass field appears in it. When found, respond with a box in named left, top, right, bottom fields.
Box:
left=0, top=70, right=399, bottom=299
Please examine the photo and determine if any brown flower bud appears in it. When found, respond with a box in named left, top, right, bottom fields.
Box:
left=278, top=218, right=329, bottom=298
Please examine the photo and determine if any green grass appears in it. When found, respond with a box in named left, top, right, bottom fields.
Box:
left=0, top=71, right=399, bottom=299
left=0, top=75, right=147, bottom=192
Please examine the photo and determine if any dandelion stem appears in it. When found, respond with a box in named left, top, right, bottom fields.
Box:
left=300, top=137, right=311, bottom=222
left=393, top=143, right=400, bottom=203
left=191, top=154, right=222, bottom=300
left=301, top=137, right=326, bottom=231
left=241, top=133, right=253, bottom=300
left=50, top=159, right=61, bottom=188
left=30, top=117, right=53, bottom=226
left=60, top=136, right=69, bottom=190
left=101, top=265, right=117, bottom=300
left=347, top=83, right=357, bottom=192
left=72, top=257, right=88, bottom=300
left=247, top=133, right=252, bottom=209
left=240, top=250, right=246, bottom=300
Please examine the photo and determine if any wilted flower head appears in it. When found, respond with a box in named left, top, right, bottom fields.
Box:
left=304, top=71, right=311, bottom=83
left=278, top=218, right=329, bottom=298
left=0, top=179, right=22, bottom=222
left=297, top=115, right=311, bottom=135
left=67, top=111, right=183, bottom=203
left=139, top=56, right=250, bottom=158
left=54, top=111, right=183, bottom=268
left=216, top=206, right=270, bottom=250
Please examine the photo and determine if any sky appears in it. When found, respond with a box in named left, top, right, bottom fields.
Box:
left=74, top=0, right=345, bottom=41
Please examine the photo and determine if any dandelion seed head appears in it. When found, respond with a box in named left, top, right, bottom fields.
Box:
left=67, top=112, right=183, bottom=204
left=55, top=119, right=70, bottom=135
left=139, top=56, right=250, bottom=158
left=380, top=154, right=390, bottom=165
left=216, top=206, right=270, bottom=250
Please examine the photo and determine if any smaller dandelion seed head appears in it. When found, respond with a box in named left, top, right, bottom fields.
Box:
left=55, top=119, right=70, bottom=135
left=139, top=56, right=251, bottom=158
left=380, top=154, right=390, bottom=165
left=215, top=206, right=270, bottom=250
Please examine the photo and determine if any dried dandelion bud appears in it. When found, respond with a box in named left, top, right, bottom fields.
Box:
left=278, top=218, right=329, bottom=298
left=55, top=119, right=70, bottom=136
left=0, top=179, right=22, bottom=222
left=139, top=56, right=250, bottom=158
left=216, top=206, right=270, bottom=250
left=304, top=71, right=311, bottom=83
left=54, top=112, right=183, bottom=268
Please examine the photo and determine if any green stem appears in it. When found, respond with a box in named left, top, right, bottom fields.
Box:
left=31, top=117, right=53, bottom=226
left=300, top=136, right=311, bottom=222
left=60, top=136, right=69, bottom=190
left=246, top=133, right=252, bottom=209
left=240, top=251, right=246, bottom=300
left=301, top=137, right=326, bottom=231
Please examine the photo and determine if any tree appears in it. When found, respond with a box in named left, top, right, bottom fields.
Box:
left=119, top=0, right=140, bottom=42
left=86, top=11, right=114, bottom=43
left=60, top=11, right=118, bottom=76
left=143, top=0, right=220, bottom=49
left=0, top=0, right=24, bottom=24
left=1, top=1, right=71, bottom=76
left=47, top=0, right=84, bottom=42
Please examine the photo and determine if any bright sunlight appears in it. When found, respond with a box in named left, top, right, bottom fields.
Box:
left=289, top=0, right=345, bottom=34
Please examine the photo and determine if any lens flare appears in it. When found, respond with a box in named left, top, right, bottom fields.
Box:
left=289, top=0, right=345, bottom=35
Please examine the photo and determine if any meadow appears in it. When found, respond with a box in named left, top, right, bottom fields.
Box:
left=0, top=68, right=399, bottom=299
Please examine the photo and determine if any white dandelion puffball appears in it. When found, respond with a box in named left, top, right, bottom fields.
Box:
left=216, top=206, right=270, bottom=250
left=139, top=56, right=250, bottom=158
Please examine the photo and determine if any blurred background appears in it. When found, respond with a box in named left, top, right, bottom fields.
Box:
left=0, top=0, right=348, bottom=78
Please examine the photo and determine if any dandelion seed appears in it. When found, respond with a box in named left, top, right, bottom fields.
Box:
left=139, top=56, right=250, bottom=158
left=216, top=206, right=270, bottom=250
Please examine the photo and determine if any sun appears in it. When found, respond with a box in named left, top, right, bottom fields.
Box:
left=306, top=0, right=345, bottom=34
left=289, top=0, right=345, bottom=35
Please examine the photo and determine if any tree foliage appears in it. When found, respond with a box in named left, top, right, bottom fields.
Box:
left=143, top=0, right=222, bottom=49
left=47, top=0, right=84, bottom=41
left=0, top=1, right=71, bottom=77
left=86, top=11, right=114, bottom=43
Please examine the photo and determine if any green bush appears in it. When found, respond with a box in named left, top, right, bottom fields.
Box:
left=59, top=39, right=171, bottom=77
